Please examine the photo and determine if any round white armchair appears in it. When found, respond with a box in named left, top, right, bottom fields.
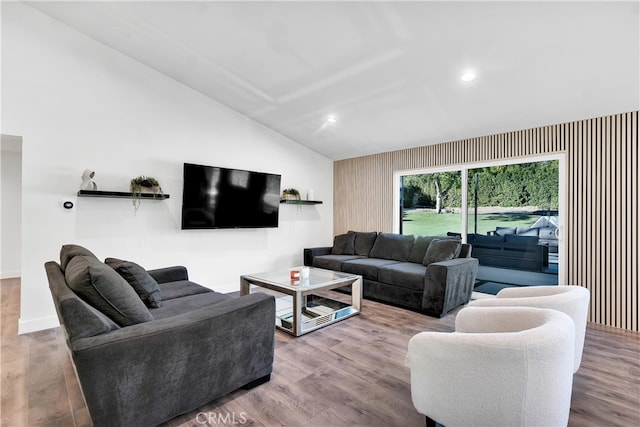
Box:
left=408, top=306, right=575, bottom=427
left=469, top=285, right=590, bottom=372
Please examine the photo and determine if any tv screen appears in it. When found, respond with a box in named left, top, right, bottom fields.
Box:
left=181, top=163, right=281, bottom=229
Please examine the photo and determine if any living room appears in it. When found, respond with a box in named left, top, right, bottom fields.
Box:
left=1, top=1, right=639, bottom=426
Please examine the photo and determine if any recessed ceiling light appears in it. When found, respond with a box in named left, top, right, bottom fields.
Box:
left=461, top=71, right=476, bottom=82
left=327, top=114, right=337, bottom=124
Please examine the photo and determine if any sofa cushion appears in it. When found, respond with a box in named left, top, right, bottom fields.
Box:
left=341, top=258, right=400, bottom=280
left=495, top=226, right=517, bottom=236
left=312, top=254, right=362, bottom=272
left=150, top=290, right=232, bottom=320
left=423, top=239, right=462, bottom=265
left=378, top=262, right=428, bottom=291
left=60, top=244, right=98, bottom=271
left=65, top=256, right=154, bottom=326
left=472, top=234, right=504, bottom=248
left=538, top=227, right=557, bottom=240
left=516, top=227, right=540, bottom=237
left=369, top=233, right=415, bottom=261
left=331, top=232, right=356, bottom=255
left=105, top=258, right=162, bottom=308
left=158, top=280, right=216, bottom=301
left=505, top=234, right=539, bottom=247
left=351, top=231, right=378, bottom=256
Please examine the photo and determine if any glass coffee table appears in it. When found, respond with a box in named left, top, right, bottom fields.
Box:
left=240, top=267, right=362, bottom=336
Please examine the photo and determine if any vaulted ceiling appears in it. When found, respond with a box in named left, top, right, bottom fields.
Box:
left=26, top=1, right=640, bottom=160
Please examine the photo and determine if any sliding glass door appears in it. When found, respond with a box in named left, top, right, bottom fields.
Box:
left=397, top=156, right=563, bottom=293
left=467, top=160, right=559, bottom=274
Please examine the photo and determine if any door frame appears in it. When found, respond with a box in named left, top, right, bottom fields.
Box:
left=393, top=153, right=567, bottom=285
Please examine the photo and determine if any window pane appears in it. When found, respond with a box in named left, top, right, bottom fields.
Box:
left=400, top=171, right=462, bottom=236
left=467, top=160, right=559, bottom=277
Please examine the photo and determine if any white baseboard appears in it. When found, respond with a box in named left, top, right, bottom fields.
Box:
left=18, top=315, right=59, bottom=335
left=1, top=271, right=21, bottom=279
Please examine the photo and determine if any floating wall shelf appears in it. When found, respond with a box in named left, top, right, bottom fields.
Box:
left=77, top=190, right=170, bottom=200
left=280, top=199, right=322, bottom=205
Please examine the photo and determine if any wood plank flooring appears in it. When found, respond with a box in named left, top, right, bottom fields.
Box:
left=2, top=278, right=639, bottom=426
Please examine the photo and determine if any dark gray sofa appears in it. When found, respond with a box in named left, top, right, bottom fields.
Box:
left=494, top=225, right=558, bottom=253
left=304, top=232, right=478, bottom=317
left=45, top=244, right=275, bottom=427
left=464, top=232, right=549, bottom=271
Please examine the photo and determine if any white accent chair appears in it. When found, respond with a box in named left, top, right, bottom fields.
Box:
left=408, top=306, right=575, bottom=427
left=469, top=285, right=590, bottom=372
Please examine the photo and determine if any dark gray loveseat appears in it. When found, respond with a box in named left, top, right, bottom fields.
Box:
left=304, top=232, right=478, bottom=317
left=45, top=244, right=275, bottom=427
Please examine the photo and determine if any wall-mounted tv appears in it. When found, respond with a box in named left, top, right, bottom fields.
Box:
left=181, top=163, right=281, bottom=229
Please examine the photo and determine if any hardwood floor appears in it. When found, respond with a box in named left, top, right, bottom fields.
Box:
left=2, top=277, right=639, bottom=426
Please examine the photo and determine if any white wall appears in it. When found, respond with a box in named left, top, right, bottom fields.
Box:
left=1, top=135, right=23, bottom=279
left=1, top=3, right=334, bottom=334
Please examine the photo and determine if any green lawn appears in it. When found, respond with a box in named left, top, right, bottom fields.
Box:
left=401, top=210, right=539, bottom=236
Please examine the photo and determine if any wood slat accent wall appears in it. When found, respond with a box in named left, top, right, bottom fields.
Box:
left=334, top=111, right=639, bottom=331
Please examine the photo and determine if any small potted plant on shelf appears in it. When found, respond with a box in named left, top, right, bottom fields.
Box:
left=281, top=188, right=300, bottom=201
left=130, top=176, right=162, bottom=211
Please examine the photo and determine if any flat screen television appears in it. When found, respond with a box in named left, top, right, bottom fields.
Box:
left=181, top=163, right=282, bottom=229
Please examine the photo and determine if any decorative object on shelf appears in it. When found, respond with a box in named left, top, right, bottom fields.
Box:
left=306, top=189, right=315, bottom=201
left=80, top=169, right=97, bottom=190
left=281, top=188, right=300, bottom=201
left=130, top=176, right=163, bottom=211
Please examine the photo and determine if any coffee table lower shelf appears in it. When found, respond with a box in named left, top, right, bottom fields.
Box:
left=240, top=268, right=362, bottom=336
left=275, top=295, right=358, bottom=335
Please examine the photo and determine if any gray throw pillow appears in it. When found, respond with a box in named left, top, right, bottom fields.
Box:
left=369, top=233, right=415, bottom=261
left=331, top=232, right=356, bottom=255
left=60, top=244, right=98, bottom=271
left=423, top=239, right=462, bottom=266
left=409, top=235, right=448, bottom=263
left=65, top=256, right=154, bottom=326
left=59, top=298, right=120, bottom=340
left=105, top=258, right=162, bottom=308
left=350, top=231, right=378, bottom=256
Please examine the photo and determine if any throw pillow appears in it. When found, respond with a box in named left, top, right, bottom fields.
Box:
left=350, top=231, right=378, bottom=256
left=105, top=258, right=163, bottom=308
left=408, top=235, right=438, bottom=264
left=60, top=244, right=98, bottom=271
left=65, top=256, right=154, bottom=326
left=423, top=239, right=462, bottom=266
left=369, top=233, right=415, bottom=261
left=59, top=298, right=120, bottom=340
left=331, top=232, right=356, bottom=255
